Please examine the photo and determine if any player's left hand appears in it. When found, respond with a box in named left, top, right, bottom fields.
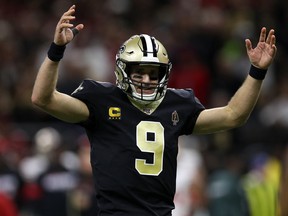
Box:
left=245, top=27, right=277, bottom=69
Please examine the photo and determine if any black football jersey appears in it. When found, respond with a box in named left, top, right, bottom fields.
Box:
left=71, top=79, right=205, bottom=216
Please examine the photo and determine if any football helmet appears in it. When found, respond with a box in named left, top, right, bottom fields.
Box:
left=115, top=34, right=172, bottom=103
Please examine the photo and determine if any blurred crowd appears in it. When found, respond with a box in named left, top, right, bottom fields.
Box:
left=0, top=0, right=288, bottom=215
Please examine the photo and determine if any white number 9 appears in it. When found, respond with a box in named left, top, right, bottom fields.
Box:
left=135, top=121, right=165, bottom=176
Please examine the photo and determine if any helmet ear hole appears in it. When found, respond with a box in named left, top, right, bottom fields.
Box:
left=125, top=65, right=132, bottom=77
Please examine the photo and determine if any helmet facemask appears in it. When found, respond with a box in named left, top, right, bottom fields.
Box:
left=115, top=34, right=172, bottom=104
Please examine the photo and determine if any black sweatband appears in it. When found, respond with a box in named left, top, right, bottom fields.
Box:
left=249, top=65, right=267, bottom=80
left=47, top=42, right=66, bottom=62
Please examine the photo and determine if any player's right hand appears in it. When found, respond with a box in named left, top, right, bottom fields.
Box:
left=53, top=5, right=84, bottom=46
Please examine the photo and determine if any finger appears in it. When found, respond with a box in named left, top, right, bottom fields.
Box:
left=70, top=5, right=76, bottom=10
left=71, top=24, right=84, bottom=37
left=59, top=15, right=75, bottom=24
left=57, top=22, right=74, bottom=34
left=59, top=6, right=76, bottom=24
left=245, top=39, right=252, bottom=51
left=259, top=27, right=266, bottom=42
left=57, top=5, right=76, bottom=28
left=60, top=22, right=74, bottom=29
left=268, top=30, right=275, bottom=46
left=65, top=5, right=76, bottom=16
left=271, top=39, right=277, bottom=57
left=271, top=34, right=276, bottom=46
left=266, top=29, right=274, bottom=44
left=272, top=44, right=277, bottom=56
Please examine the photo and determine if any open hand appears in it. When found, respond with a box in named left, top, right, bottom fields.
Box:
left=54, top=5, right=84, bottom=46
left=245, top=27, right=277, bottom=69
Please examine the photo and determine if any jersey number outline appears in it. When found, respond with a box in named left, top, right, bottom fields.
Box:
left=135, top=121, right=164, bottom=176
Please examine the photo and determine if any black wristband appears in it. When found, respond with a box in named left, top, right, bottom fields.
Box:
left=47, top=42, right=66, bottom=62
left=249, top=65, right=267, bottom=80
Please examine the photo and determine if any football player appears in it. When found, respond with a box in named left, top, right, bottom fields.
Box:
left=31, top=5, right=277, bottom=216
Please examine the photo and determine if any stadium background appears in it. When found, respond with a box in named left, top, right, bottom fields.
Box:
left=0, top=0, right=287, bottom=215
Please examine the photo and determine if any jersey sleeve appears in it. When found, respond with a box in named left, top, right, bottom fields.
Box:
left=172, top=88, right=205, bottom=135
left=70, top=79, right=115, bottom=127
left=185, top=92, right=205, bottom=134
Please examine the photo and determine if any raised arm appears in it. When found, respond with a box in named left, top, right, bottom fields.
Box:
left=31, top=5, right=89, bottom=123
left=194, top=27, right=277, bottom=134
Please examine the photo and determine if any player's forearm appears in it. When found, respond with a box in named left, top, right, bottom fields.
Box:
left=31, top=57, right=59, bottom=107
left=226, top=75, right=262, bottom=126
